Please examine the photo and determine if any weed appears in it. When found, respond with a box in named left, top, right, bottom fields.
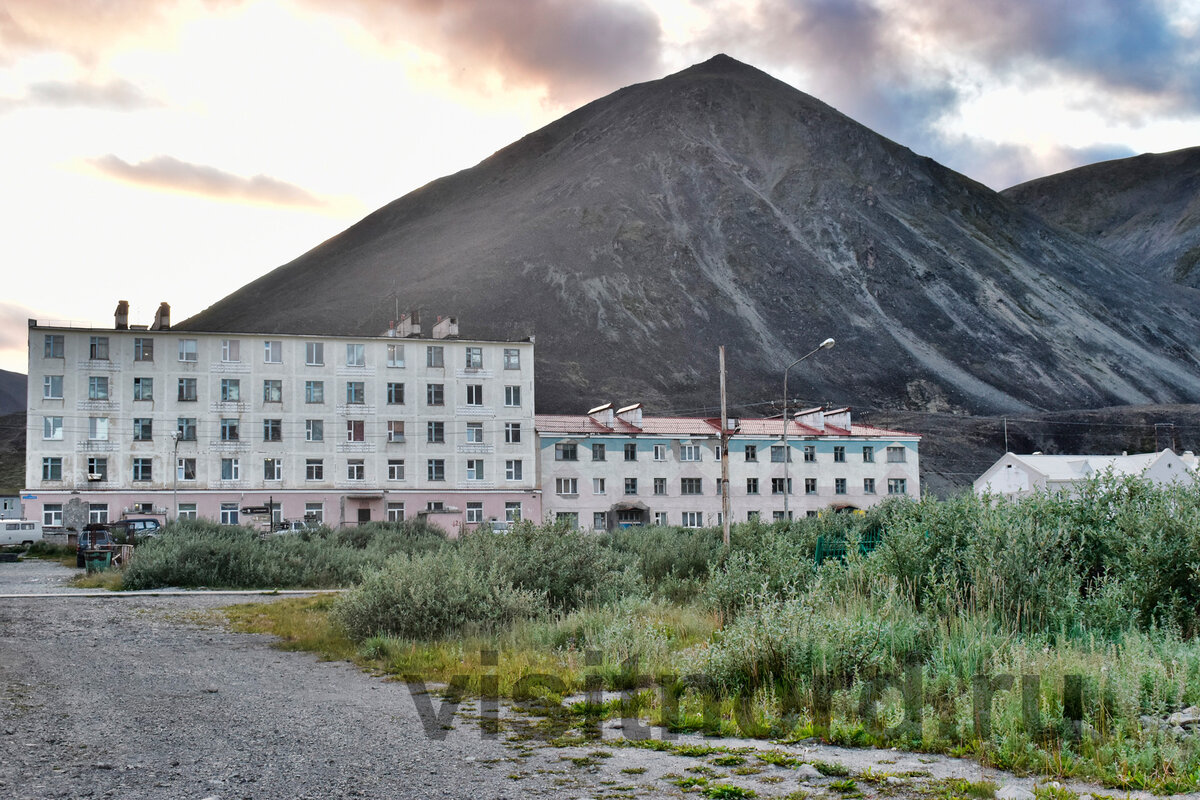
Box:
left=810, top=760, right=850, bottom=777
left=702, top=785, right=758, bottom=798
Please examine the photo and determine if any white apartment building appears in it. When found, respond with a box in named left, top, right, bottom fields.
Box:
left=538, top=403, right=920, bottom=529
left=25, top=303, right=540, bottom=534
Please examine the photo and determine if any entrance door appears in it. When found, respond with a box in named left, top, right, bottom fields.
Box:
left=357, top=508, right=371, bottom=523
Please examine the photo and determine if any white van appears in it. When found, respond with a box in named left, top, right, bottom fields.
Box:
left=0, top=519, right=43, bottom=547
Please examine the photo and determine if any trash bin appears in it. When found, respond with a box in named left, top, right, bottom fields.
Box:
left=84, top=550, right=112, bottom=573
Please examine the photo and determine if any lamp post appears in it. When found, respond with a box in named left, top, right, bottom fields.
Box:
left=170, top=431, right=180, bottom=524
left=782, top=337, right=835, bottom=518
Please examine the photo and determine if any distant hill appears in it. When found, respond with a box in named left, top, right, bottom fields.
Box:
left=0, top=370, right=26, bottom=416
left=183, top=55, right=1200, bottom=417
left=1004, top=147, right=1200, bottom=287
left=0, top=411, right=25, bottom=495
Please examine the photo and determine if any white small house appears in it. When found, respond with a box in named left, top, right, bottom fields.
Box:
left=974, top=449, right=1197, bottom=499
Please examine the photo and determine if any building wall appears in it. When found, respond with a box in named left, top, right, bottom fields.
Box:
left=26, top=324, right=540, bottom=530
left=538, top=429, right=920, bottom=528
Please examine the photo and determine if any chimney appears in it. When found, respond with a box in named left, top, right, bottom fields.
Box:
left=587, top=402, right=615, bottom=428
left=432, top=315, right=459, bottom=339
left=114, top=300, right=129, bottom=330
left=150, top=302, right=171, bottom=330
left=616, top=403, right=643, bottom=428
left=397, top=312, right=421, bottom=338
left=824, top=407, right=852, bottom=431
left=794, top=406, right=825, bottom=432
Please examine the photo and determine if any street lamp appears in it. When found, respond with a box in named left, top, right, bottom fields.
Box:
left=782, top=337, right=835, bottom=518
left=170, top=431, right=180, bottom=524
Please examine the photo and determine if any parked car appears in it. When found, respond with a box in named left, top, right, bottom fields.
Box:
left=108, top=518, right=162, bottom=544
left=76, top=524, right=115, bottom=568
left=0, top=519, right=43, bottom=547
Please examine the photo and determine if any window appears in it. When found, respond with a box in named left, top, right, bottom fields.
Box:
left=220, top=418, right=239, bottom=441
left=556, top=512, right=579, bottom=529
left=87, top=457, right=108, bottom=481
left=773, top=511, right=788, bottom=521
left=263, top=380, right=282, bottom=403
left=864, top=478, right=876, bottom=494
left=680, top=444, right=701, bottom=461
left=467, top=459, right=485, bottom=480
left=834, top=446, right=846, bottom=463
left=346, top=381, right=364, bottom=404
left=770, top=445, right=791, bottom=462
left=654, top=477, right=667, bottom=495
left=221, top=339, right=240, bottom=362
left=887, top=446, right=907, bottom=463
left=88, top=376, right=109, bottom=400
left=178, top=378, right=197, bottom=402
left=220, top=458, right=240, bottom=480
left=466, top=384, right=483, bottom=405
left=653, top=512, right=669, bottom=526
left=805, top=478, right=817, bottom=495
left=862, top=446, right=875, bottom=463
left=88, top=417, right=109, bottom=440
left=624, top=477, right=637, bottom=495
left=305, top=459, right=324, bottom=480
left=387, top=420, right=405, bottom=443
left=177, top=458, right=196, bottom=481
left=427, top=459, right=445, bottom=481
left=132, top=335, right=153, bottom=362
left=584, top=442, right=603, bottom=462
left=465, top=346, right=483, bottom=369
left=387, top=343, right=404, bottom=367
left=177, top=417, right=196, bottom=441
left=555, top=442, right=577, bottom=461
left=347, top=459, right=365, bottom=480
left=178, top=338, right=197, bottom=362
left=178, top=503, right=198, bottom=520
left=747, top=510, right=760, bottom=521
left=43, top=416, right=63, bottom=440
left=504, top=385, right=520, bottom=407
left=624, top=443, right=637, bottom=461
left=426, top=346, right=444, bottom=367
left=41, top=457, right=62, bottom=481
left=264, top=340, right=282, bottom=363
left=43, top=375, right=63, bottom=399
left=771, top=478, right=792, bottom=495
left=44, top=334, right=64, bottom=358
left=133, top=458, right=152, bottom=482
left=43, top=504, right=63, bottom=527
left=305, top=419, right=324, bottom=442
left=747, top=477, right=759, bottom=494
left=264, top=459, right=282, bottom=481
left=345, top=420, right=365, bottom=442
left=220, top=503, right=239, bottom=525
left=888, top=478, right=908, bottom=495
left=744, top=445, right=757, bottom=462
left=505, top=460, right=523, bottom=481
left=835, top=478, right=847, bottom=495
left=505, top=423, right=522, bottom=444
left=346, top=343, right=365, bottom=367
left=426, top=384, right=444, bottom=406
left=387, top=459, right=405, bottom=480
left=387, top=502, right=405, bottom=522
left=220, top=379, right=240, bottom=402
left=593, top=512, right=607, bottom=530
left=89, top=336, right=109, bottom=360
left=305, top=380, right=324, bottom=404
left=427, top=421, right=444, bottom=443
left=305, top=342, right=324, bottom=366
left=556, top=477, right=578, bottom=495
left=653, top=444, right=667, bottom=461
left=426, top=500, right=445, bottom=513
left=466, top=422, right=484, bottom=443
left=505, top=502, right=522, bottom=523
left=386, top=382, right=404, bottom=405
left=133, top=377, right=153, bottom=401
left=264, top=419, right=282, bottom=442
left=133, top=418, right=153, bottom=441
left=682, top=511, right=703, bottom=528
left=804, top=445, right=816, bottom=463
left=466, top=502, right=484, bottom=524
left=593, top=477, right=606, bottom=495
left=503, top=348, right=520, bottom=369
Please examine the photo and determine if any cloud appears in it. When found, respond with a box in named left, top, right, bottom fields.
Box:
left=0, top=78, right=161, bottom=114
left=87, top=155, right=329, bottom=209
left=934, top=140, right=1138, bottom=191
left=303, top=0, right=664, bottom=105
left=0, top=1, right=178, bottom=64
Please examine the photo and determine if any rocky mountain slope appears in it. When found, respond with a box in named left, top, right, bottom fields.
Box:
left=1004, top=146, right=1200, bottom=288
left=183, top=55, right=1200, bottom=416
left=0, top=370, right=26, bottom=416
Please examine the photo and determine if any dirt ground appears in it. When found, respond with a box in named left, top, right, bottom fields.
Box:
left=1, top=559, right=1195, bottom=800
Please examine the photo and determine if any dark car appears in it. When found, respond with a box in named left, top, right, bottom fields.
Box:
left=108, top=518, right=163, bottom=544
left=76, top=524, right=116, bottom=568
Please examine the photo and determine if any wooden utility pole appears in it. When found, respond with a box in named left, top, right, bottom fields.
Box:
left=719, top=346, right=731, bottom=547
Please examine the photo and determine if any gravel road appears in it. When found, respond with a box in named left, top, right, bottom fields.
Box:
left=3, top=559, right=1195, bottom=800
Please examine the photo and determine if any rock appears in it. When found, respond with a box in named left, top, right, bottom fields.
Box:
left=796, top=764, right=823, bottom=779
left=996, top=786, right=1035, bottom=800
left=1167, top=706, right=1199, bottom=727
left=886, top=776, right=906, bottom=785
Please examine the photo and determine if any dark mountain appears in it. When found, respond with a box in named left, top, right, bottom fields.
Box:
left=0, top=370, right=26, bottom=416
left=184, top=55, right=1200, bottom=416
left=1004, top=147, right=1200, bottom=288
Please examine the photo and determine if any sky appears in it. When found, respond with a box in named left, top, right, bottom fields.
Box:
left=2, top=0, right=1199, bottom=375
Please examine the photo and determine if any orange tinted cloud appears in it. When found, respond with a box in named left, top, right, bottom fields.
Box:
left=88, top=154, right=329, bottom=208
